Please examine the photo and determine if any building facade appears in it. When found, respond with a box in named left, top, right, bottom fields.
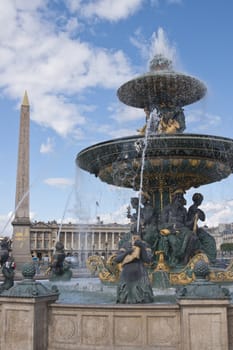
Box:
left=30, top=221, right=130, bottom=267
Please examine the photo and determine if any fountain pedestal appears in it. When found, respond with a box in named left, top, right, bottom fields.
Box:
left=0, top=263, right=59, bottom=350
left=0, top=294, right=58, bottom=350
left=178, top=299, right=230, bottom=350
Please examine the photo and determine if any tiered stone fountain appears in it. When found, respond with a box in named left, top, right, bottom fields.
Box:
left=77, top=55, right=233, bottom=287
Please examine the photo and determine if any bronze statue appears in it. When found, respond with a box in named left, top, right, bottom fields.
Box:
left=114, top=234, right=154, bottom=304
left=127, top=197, right=139, bottom=234
left=0, top=237, right=11, bottom=266
left=0, top=238, right=14, bottom=293
left=47, top=241, right=72, bottom=281
left=157, top=190, right=199, bottom=266
left=187, top=193, right=217, bottom=263
left=0, top=258, right=15, bottom=293
left=157, top=104, right=186, bottom=134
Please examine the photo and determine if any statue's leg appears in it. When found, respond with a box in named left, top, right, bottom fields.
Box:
left=167, top=235, right=179, bottom=266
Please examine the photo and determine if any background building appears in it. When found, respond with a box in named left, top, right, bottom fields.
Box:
left=30, top=220, right=129, bottom=267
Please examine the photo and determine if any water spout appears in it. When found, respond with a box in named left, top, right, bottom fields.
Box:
left=136, top=108, right=159, bottom=233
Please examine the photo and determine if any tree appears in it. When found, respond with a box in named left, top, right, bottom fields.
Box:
left=220, top=243, right=233, bottom=254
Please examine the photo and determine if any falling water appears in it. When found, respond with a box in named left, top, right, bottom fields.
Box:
left=0, top=187, right=31, bottom=236
left=136, top=108, right=159, bottom=233
left=54, top=187, right=74, bottom=253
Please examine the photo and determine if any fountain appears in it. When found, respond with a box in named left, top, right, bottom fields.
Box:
left=77, top=54, right=233, bottom=290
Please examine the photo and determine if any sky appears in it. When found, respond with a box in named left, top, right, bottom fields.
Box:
left=0, top=0, right=233, bottom=237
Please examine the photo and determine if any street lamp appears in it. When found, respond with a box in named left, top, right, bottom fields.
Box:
left=92, top=244, right=95, bottom=255
left=105, top=241, right=108, bottom=259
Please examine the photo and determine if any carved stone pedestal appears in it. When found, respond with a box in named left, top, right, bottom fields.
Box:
left=178, top=299, right=230, bottom=350
left=0, top=262, right=59, bottom=350
left=0, top=295, right=58, bottom=350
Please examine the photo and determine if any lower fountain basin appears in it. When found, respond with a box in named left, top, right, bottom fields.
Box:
left=40, top=277, right=177, bottom=304
left=76, top=133, right=233, bottom=192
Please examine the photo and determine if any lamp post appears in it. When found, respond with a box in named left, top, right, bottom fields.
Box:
left=81, top=246, right=84, bottom=268
left=92, top=244, right=95, bottom=255
left=105, top=241, right=108, bottom=260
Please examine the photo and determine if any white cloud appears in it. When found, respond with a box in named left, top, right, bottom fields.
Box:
left=57, top=216, right=78, bottom=224
left=99, top=204, right=130, bottom=224
left=79, top=103, right=145, bottom=140
left=78, top=203, right=130, bottom=225
left=0, top=2, right=189, bottom=144
left=65, top=0, right=83, bottom=13
left=108, top=103, right=144, bottom=123
left=186, top=109, right=221, bottom=131
left=65, top=17, right=80, bottom=34
left=31, top=94, right=86, bottom=137
left=0, top=2, right=134, bottom=138
left=201, top=200, right=233, bottom=227
left=44, top=178, right=74, bottom=188
left=78, top=0, right=144, bottom=21
left=40, top=137, right=55, bottom=154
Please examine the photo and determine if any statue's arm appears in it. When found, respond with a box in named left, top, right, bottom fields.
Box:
left=134, top=240, right=152, bottom=263
left=187, top=206, right=205, bottom=227
left=114, top=248, right=133, bottom=263
left=197, top=208, right=205, bottom=221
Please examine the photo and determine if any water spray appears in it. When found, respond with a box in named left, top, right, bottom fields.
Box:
left=136, top=107, right=159, bottom=234
left=0, top=187, right=31, bottom=236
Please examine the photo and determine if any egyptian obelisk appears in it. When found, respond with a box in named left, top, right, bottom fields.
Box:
left=12, top=91, right=31, bottom=267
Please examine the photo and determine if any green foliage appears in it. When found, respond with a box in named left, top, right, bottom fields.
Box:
left=220, top=243, right=233, bottom=252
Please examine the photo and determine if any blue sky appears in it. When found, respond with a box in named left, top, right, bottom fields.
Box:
left=0, top=0, right=233, bottom=237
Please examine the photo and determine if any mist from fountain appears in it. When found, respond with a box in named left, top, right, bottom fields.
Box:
left=0, top=187, right=31, bottom=236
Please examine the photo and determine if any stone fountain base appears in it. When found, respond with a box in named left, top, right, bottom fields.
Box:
left=0, top=296, right=231, bottom=349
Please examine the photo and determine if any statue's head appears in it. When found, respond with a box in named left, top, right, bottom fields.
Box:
left=132, top=234, right=141, bottom=243
left=141, top=192, right=150, bottom=204
left=55, top=241, right=64, bottom=251
left=192, top=193, right=203, bottom=205
left=172, top=189, right=186, bottom=206
left=130, top=197, right=139, bottom=208
left=0, top=237, right=11, bottom=250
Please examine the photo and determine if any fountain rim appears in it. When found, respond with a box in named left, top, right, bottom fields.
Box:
left=76, top=133, right=233, bottom=160
left=76, top=133, right=233, bottom=188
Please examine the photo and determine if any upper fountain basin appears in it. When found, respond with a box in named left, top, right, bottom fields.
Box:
left=117, top=71, right=207, bottom=109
